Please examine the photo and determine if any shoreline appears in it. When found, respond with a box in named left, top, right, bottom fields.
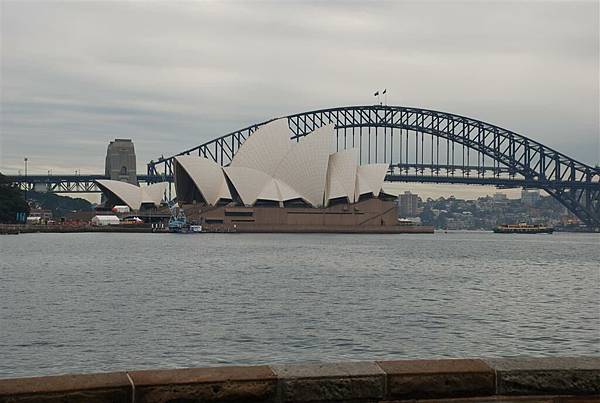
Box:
left=3, top=225, right=600, bottom=235
left=0, top=223, right=435, bottom=235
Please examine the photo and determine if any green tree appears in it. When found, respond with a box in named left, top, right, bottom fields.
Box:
left=0, top=173, right=29, bottom=223
left=435, top=212, right=448, bottom=229
left=27, top=191, right=92, bottom=218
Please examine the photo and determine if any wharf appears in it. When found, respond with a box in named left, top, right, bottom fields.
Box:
left=0, top=224, right=158, bottom=234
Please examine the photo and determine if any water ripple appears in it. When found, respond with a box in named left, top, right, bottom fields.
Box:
left=1, top=231, right=598, bottom=378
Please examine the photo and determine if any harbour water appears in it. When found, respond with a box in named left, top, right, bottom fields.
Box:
left=1, top=231, right=598, bottom=378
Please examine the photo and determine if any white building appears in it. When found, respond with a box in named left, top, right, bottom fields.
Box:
left=174, top=119, right=389, bottom=208
left=397, top=191, right=419, bottom=218
left=91, top=215, right=121, bottom=226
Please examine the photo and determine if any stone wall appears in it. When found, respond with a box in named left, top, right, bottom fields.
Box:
left=185, top=198, right=401, bottom=229
left=1, top=357, right=598, bottom=403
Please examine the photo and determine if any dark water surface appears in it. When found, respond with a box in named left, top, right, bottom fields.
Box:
left=1, top=231, right=598, bottom=377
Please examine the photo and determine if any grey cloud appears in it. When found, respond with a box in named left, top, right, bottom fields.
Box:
left=1, top=0, right=598, bottom=182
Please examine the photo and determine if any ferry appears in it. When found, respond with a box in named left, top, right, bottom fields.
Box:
left=493, top=223, right=554, bottom=234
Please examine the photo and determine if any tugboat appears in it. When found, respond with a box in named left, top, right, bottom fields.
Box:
left=493, top=223, right=554, bottom=234
left=168, top=204, right=202, bottom=233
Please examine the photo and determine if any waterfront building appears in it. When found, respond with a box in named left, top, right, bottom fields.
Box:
left=28, top=208, right=53, bottom=221
left=175, top=120, right=389, bottom=208
left=493, top=192, right=510, bottom=208
left=397, top=191, right=419, bottom=218
left=172, top=119, right=421, bottom=232
left=91, top=215, right=120, bottom=226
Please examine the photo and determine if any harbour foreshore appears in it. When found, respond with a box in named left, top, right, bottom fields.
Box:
left=0, top=223, right=156, bottom=234
left=0, top=223, right=434, bottom=235
left=0, top=357, right=598, bottom=402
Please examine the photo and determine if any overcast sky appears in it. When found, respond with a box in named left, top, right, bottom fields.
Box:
left=1, top=0, right=598, bottom=198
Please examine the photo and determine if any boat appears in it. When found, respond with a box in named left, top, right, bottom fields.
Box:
left=168, top=213, right=202, bottom=233
left=493, top=223, right=554, bottom=234
left=167, top=204, right=202, bottom=233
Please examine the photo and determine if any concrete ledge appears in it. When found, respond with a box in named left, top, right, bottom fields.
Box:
left=128, top=365, right=277, bottom=403
left=0, top=357, right=598, bottom=402
left=485, top=357, right=600, bottom=396
left=0, top=372, right=130, bottom=403
left=377, top=358, right=495, bottom=399
left=382, top=396, right=600, bottom=402
left=272, top=361, right=385, bottom=402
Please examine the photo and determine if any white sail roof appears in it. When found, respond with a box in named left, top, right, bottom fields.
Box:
left=96, top=180, right=142, bottom=210
left=175, top=155, right=231, bottom=205
left=96, top=179, right=166, bottom=210
left=274, top=179, right=302, bottom=201
left=230, top=119, right=292, bottom=176
left=355, top=163, right=389, bottom=199
left=257, top=178, right=303, bottom=203
left=224, top=166, right=302, bottom=206
left=141, top=182, right=167, bottom=205
left=325, top=148, right=359, bottom=204
left=274, top=124, right=333, bottom=207
left=172, top=122, right=390, bottom=208
left=224, top=166, right=274, bottom=206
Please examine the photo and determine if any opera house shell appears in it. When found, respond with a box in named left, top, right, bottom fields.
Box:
left=96, top=180, right=167, bottom=211
left=174, top=119, right=389, bottom=208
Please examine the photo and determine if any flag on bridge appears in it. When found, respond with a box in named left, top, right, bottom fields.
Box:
left=374, top=91, right=379, bottom=96
left=382, top=89, right=387, bottom=95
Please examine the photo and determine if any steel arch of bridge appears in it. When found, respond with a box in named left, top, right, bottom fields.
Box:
left=147, top=105, right=600, bottom=227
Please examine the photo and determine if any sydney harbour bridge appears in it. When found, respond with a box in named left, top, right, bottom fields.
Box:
left=8, top=105, right=600, bottom=228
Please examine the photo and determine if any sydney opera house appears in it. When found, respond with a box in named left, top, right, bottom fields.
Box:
left=171, top=119, right=414, bottom=232
left=95, top=119, right=432, bottom=232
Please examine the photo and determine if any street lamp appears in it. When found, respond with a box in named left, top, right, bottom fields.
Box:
left=24, top=157, right=28, bottom=201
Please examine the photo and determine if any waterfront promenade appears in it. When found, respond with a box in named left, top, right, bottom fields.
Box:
left=0, top=223, right=156, bottom=234
left=1, top=357, right=598, bottom=402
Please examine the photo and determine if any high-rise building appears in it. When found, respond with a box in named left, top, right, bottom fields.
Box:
left=105, top=139, right=137, bottom=185
left=397, top=191, right=419, bottom=217
left=521, top=189, right=540, bottom=206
